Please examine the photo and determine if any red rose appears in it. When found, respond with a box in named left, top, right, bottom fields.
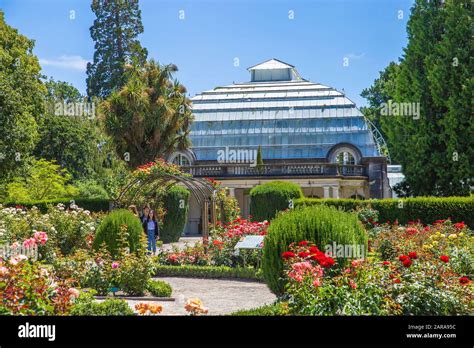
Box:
left=399, top=255, right=409, bottom=262
left=406, top=227, right=418, bottom=235
left=454, top=222, right=466, bottom=230
left=298, top=251, right=310, bottom=259
left=393, top=278, right=401, bottom=284
left=459, top=277, right=470, bottom=285
left=402, top=258, right=412, bottom=268
left=321, top=257, right=335, bottom=268
left=382, top=261, right=391, bottom=266
left=298, top=241, right=309, bottom=246
left=439, top=255, right=449, bottom=263
left=408, top=252, right=418, bottom=259
left=282, top=251, right=296, bottom=260
left=309, top=246, right=319, bottom=254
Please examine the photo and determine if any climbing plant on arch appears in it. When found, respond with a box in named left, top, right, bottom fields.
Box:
left=114, top=159, right=217, bottom=242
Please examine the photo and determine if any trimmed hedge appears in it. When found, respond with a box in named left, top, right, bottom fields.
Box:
left=146, top=279, right=172, bottom=297
left=250, top=181, right=303, bottom=221
left=1, top=197, right=110, bottom=213
left=153, top=265, right=263, bottom=281
left=262, top=205, right=367, bottom=295
left=161, top=186, right=190, bottom=243
left=295, top=197, right=474, bottom=228
left=230, top=303, right=285, bottom=316
left=93, top=209, right=143, bottom=257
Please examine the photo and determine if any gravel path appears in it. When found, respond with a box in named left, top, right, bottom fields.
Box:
left=126, top=277, right=276, bottom=316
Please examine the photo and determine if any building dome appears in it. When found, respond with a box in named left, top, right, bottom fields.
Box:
left=188, top=58, right=383, bottom=163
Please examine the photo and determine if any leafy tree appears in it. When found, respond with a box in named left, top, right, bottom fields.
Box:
left=362, top=0, right=472, bottom=196
left=5, top=159, right=79, bottom=202
left=360, top=62, right=399, bottom=144
left=34, top=79, right=102, bottom=179
left=0, top=10, right=46, bottom=180
left=100, top=60, right=193, bottom=168
left=86, top=0, right=148, bottom=98
left=425, top=0, right=473, bottom=195
left=256, top=145, right=264, bottom=173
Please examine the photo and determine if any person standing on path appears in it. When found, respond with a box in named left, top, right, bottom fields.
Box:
left=140, top=204, right=150, bottom=224
left=143, top=209, right=159, bottom=254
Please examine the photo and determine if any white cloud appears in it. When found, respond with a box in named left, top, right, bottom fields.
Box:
left=345, top=53, right=365, bottom=60
left=39, top=55, right=89, bottom=71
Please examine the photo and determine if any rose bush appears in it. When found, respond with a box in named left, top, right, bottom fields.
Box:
left=155, top=217, right=269, bottom=269
left=0, top=255, right=76, bottom=315
left=279, top=219, right=473, bottom=315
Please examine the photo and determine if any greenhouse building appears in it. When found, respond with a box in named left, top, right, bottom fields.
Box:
left=168, top=59, right=391, bottom=234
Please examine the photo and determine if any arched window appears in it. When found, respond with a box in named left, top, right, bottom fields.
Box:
left=350, top=194, right=365, bottom=200
left=171, top=153, right=192, bottom=166
left=335, top=151, right=356, bottom=165
left=328, top=145, right=361, bottom=165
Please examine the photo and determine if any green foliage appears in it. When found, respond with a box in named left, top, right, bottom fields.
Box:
left=362, top=0, right=473, bottom=196
left=93, top=209, right=143, bottom=257
left=146, top=279, right=172, bottom=297
left=70, top=291, right=134, bottom=316
left=34, top=113, right=101, bottom=180
left=230, top=302, right=287, bottom=316
left=262, top=205, right=367, bottom=295
left=2, top=197, right=110, bottom=213
left=161, top=186, right=189, bottom=243
left=86, top=0, right=148, bottom=98
left=5, top=159, right=78, bottom=202
left=74, top=179, right=110, bottom=199
left=0, top=10, right=46, bottom=180
left=117, top=237, right=153, bottom=296
left=216, top=187, right=240, bottom=224
left=295, top=196, right=474, bottom=228
left=250, top=181, right=303, bottom=221
left=153, top=265, right=263, bottom=281
left=100, top=60, right=193, bottom=168
left=256, top=145, right=264, bottom=173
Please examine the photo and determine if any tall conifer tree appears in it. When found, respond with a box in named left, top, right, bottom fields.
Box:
left=86, top=0, right=148, bottom=98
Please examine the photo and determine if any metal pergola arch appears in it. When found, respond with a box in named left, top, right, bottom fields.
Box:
left=114, top=173, right=217, bottom=242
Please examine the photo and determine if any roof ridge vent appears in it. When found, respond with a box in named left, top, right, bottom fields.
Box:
left=247, top=58, right=302, bottom=82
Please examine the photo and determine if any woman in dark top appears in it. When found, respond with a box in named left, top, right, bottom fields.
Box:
left=142, top=209, right=159, bottom=254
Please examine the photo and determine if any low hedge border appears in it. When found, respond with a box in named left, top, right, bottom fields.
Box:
left=230, top=303, right=285, bottom=316
left=1, top=197, right=110, bottom=213
left=294, top=197, right=474, bottom=227
left=153, top=265, right=263, bottom=281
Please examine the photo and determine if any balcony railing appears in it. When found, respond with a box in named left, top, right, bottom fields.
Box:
left=180, top=163, right=367, bottom=178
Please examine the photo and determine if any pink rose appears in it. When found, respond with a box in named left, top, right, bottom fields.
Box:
left=68, top=288, right=80, bottom=298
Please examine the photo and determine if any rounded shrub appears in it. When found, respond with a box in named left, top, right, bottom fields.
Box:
left=92, top=209, right=143, bottom=257
left=250, top=181, right=303, bottom=221
left=161, top=186, right=190, bottom=243
left=146, top=279, right=172, bottom=297
left=262, top=205, right=367, bottom=295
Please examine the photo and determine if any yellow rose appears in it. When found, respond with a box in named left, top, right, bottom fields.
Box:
left=432, top=240, right=439, bottom=246
left=448, top=234, right=457, bottom=239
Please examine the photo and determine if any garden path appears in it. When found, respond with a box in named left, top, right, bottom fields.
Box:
left=126, top=277, right=276, bottom=315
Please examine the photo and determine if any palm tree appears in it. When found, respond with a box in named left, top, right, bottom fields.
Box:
left=100, top=60, right=193, bottom=168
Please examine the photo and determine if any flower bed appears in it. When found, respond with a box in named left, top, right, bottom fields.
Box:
left=155, top=217, right=269, bottom=270
left=273, top=219, right=473, bottom=315
left=153, top=265, right=263, bottom=281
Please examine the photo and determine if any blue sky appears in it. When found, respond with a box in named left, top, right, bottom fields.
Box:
left=2, top=0, right=413, bottom=106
